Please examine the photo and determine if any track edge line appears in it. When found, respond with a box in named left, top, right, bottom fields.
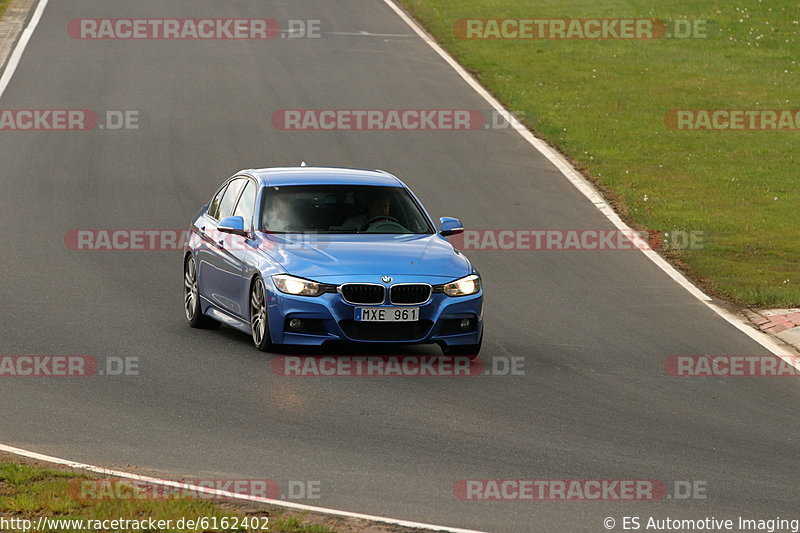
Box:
left=0, top=0, right=49, bottom=100
left=0, top=444, right=487, bottom=533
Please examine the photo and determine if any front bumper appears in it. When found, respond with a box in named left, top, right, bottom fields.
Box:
left=265, top=277, right=483, bottom=347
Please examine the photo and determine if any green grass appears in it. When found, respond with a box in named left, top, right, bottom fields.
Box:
left=0, top=0, right=11, bottom=20
left=400, top=0, right=800, bottom=307
left=0, top=463, right=338, bottom=532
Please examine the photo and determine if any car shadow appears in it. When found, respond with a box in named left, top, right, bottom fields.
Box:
left=212, top=323, right=441, bottom=357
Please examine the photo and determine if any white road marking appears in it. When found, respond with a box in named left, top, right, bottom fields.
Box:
left=381, top=0, right=796, bottom=364
left=0, top=444, right=487, bottom=533
left=0, top=0, right=48, bottom=100
left=328, top=31, right=412, bottom=37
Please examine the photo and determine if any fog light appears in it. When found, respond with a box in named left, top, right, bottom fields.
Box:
left=460, top=319, right=471, bottom=330
left=289, top=318, right=303, bottom=330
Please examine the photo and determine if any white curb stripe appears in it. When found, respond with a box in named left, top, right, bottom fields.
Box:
left=0, top=444, right=487, bottom=533
left=0, top=0, right=48, bottom=100
left=381, top=0, right=795, bottom=364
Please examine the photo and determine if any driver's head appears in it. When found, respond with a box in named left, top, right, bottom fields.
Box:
left=368, top=195, right=390, bottom=217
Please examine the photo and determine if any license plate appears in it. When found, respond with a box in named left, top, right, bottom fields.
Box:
left=356, top=307, right=419, bottom=322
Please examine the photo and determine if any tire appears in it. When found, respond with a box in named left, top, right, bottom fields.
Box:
left=184, top=255, right=221, bottom=329
left=441, top=334, right=482, bottom=359
left=250, top=277, right=275, bottom=352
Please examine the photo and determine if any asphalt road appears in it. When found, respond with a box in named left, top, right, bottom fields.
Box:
left=1, top=1, right=798, bottom=532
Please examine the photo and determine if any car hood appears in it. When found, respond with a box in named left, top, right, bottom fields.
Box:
left=254, top=233, right=470, bottom=280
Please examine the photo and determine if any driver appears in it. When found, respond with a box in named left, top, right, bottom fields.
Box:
left=342, top=194, right=391, bottom=230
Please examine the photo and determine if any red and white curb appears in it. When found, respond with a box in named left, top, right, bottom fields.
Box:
left=746, top=309, right=800, bottom=353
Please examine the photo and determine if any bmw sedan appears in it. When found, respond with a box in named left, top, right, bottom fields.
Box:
left=183, top=166, right=483, bottom=356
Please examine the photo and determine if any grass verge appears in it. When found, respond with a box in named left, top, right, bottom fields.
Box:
left=399, top=0, right=800, bottom=307
left=0, top=461, right=337, bottom=532
left=0, top=0, right=12, bottom=20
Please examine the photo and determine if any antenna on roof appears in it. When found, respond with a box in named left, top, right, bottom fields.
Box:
left=300, top=161, right=308, bottom=167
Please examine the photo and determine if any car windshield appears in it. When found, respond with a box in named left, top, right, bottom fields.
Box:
left=259, top=185, right=435, bottom=234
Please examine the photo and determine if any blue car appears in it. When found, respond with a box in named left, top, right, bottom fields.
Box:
left=183, top=166, right=483, bottom=357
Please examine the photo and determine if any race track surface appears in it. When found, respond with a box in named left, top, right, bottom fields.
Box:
left=0, top=2, right=797, bottom=532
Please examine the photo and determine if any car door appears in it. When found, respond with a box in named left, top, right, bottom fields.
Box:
left=198, top=177, right=247, bottom=317
left=195, top=181, right=227, bottom=304
left=228, top=178, right=259, bottom=317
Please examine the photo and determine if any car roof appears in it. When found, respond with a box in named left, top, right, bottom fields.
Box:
left=242, top=167, right=405, bottom=188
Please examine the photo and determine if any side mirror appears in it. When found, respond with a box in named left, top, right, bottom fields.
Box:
left=439, top=217, right=464, bottom=237
left=218, top=216, right=247, bottom=236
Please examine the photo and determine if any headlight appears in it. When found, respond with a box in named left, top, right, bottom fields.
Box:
left=272, top=274, right=324, bottom=297
left=442, top=274, right=481, bottom=297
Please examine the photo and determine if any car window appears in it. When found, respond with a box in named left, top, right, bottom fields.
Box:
left=208, top=183, right=228, bottom=220
left=260, top=185, right=434, bottom=234
left=233, top=179, right=257, bottom=228
left=217, top=179, right=246, bottom=220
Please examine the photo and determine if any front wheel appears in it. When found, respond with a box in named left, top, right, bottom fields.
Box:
left=441, top=334, right=482, bottom=360
left=250, top=277, right=275, bottom=352
left=184, top=255, right=220, bottom=329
